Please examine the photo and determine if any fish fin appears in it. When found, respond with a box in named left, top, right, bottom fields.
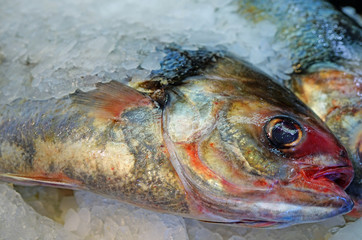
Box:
left=71, top=80, right=154, bottom=121
left=149, top=47, right=220, bottom=85
left=0, top=173, right=85, bottom=190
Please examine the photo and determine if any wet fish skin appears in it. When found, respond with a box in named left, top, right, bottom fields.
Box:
left=163, top=54, right=353, bottom=227
left=0, top=49, right=354, bottom=228
left=237, top=0, right=362, bottom=215
left=0, top=84, right=189, bottom=212
left=290, top=70, right=361, bottom=207
left=237, top=0, right=362, bottom=73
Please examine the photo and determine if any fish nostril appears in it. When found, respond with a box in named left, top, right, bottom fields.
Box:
left=339, top=149, right=348, bottom=159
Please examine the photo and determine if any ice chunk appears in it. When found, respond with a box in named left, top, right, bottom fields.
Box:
left=320, top=215, right=346, bottom=229
left=140, top=52, right=165, bottom=70
left=260, top=21, right=277, bottom=37
left=0, top=183, right=78, bottom=240
left=60, top=196, right=79, bottom=214
left=122, top=60, right=140, bottom=70
left=187, top=222, right=223, bottom=240
left=71, top=190, right=189, bottom=240
left=64, top=208, right=81, bottom=232
left=329, top=218, right=362, bottom=240
left=188, top=31, right=225, bottom=46
left=228, top=236, right=246, bottom=240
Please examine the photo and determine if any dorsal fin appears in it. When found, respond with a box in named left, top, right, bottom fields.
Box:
left=150, top=47, right=222, bottom=85
left=71, top=80, right=155, bottom=121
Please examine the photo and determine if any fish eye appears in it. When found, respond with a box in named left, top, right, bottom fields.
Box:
left=265, top=116, right=303, bottom=148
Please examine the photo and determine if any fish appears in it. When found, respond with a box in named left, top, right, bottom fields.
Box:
left=0, top=47, right=354, bottom=228
left=237, top=0, right=362, bottom=216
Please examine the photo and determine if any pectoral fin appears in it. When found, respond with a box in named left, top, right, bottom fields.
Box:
left=0, top=173, right=85, bottom=190
left=70, top=80, right=155, bottom=121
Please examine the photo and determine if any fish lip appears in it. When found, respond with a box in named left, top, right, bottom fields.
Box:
left=301, top=165, right=354, bottom=190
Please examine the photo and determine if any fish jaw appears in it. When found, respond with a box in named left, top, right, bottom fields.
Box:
left=176, top=163, right=354, bottom=228
left=180, top=163, right=354, bottom=228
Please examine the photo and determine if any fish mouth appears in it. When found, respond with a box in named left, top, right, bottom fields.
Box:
left=194, top=164, right=355, bottom=228
left=301, top=165, right=354, bottom=190
left=268, top=164, right=355, bottom=224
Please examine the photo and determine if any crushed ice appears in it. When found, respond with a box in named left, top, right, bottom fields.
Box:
left=0, top=0, right=361, bottom=239
left=0, top=0, right=292, bottom=104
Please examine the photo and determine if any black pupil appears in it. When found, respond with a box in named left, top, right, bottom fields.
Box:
left=272, top=120, right=299, bottom=145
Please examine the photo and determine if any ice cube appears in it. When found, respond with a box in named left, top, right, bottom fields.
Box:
left=0, top=183, right=78, bottom=240
left=329, top=218, right=362, bottom=240
left=64, top=208, right=81, bottom=232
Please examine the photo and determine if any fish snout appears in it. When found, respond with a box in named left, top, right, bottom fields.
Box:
left=272, top=161, right=355, bottom=225
left=296, top=139, right=354, bottom=189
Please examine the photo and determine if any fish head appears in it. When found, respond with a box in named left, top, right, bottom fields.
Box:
left=291, top=69, right=362, bottom=218
left=163, top=56, right=354, bottom=228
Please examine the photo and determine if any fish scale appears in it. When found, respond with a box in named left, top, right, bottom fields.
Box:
left=237, top=0, right=362, bottom=73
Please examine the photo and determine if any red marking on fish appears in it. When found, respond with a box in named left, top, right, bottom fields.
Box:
left=183, top=143, right=216, bottom=180
left=253, top=179, right=269, bottom=187
left=289, top=124, right=351, bottom=166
